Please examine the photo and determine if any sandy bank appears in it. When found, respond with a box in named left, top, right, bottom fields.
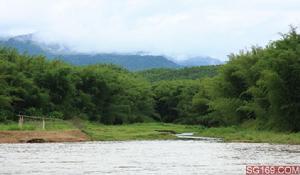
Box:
left=0, top=130, right=89, bottom=143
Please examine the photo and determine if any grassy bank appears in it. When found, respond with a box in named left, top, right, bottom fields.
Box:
left=83, top=122, right=300, bottom=144
left=83, top=122, right=203, bottom=141
left=1, top=121, right=300, bottom=144
left=0, top=121, right=87, bottom=143
left=0, top=121, right=76, bottom=131
left=195, top=127, right=300, bottom=145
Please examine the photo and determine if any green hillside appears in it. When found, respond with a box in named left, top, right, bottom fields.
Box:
left=0, top=36, right=179, bottom=71
left=137, top=65, right=220, bottom=82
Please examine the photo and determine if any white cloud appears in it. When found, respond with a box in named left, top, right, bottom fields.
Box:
left=0, top=0, right=300, bottom=60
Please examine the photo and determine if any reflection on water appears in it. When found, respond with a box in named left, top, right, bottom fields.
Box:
left=0, top=141, right=299, bottom=175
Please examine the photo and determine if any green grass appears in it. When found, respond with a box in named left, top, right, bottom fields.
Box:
left=1, top=121, right=300, bottom=144
left=0, top=121, right=76, bottom=131
left=195, top=126, right=300, bottom=145
left=83, top=122, right=300, bottom=144
left=83, top=122, right=203, bottom=141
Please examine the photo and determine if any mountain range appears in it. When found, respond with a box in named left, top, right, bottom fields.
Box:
left=0, top=34, right=223, bottom=71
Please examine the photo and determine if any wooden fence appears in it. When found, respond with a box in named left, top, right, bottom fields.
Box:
left=17, top=115, right=63, bottom=130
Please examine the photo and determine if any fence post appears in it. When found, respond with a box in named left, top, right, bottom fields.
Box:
left=18, top=115, right=23, bottom=129
left=42, top=118, right=45, bottom=130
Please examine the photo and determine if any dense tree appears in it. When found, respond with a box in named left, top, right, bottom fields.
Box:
left=0, top=48, right=154, bottom=124
left=194, top=27, right=300, bottom=131
left=1, top=27, right=299, bottom=132
left=137, top=66, right=219, bottom=82
left=152, top=80, right=201, bottom=123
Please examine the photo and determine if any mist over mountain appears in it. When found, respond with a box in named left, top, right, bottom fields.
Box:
left=0, top=34, right=222, bottom=70
left=175, top=56, right=223, bottom=66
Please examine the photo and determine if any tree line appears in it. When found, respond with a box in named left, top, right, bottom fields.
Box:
left=137, top=65, right=219, bottom=82
left=0, top=28, right=299, bottom=132
left=0, top=50, right=154, bottom=124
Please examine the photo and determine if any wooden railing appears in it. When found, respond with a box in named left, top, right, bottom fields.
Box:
left=17, top=114, right=63, bottom=130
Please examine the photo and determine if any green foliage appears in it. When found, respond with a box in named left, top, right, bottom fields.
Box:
left=152, top=80, right=201, bottom=123
left=1, top=27, right=299, bottom=133
left=198, top=27, right=300, bottom=131
left=137, top=65, right=219, bottom=82
left=0, top=48, right=154, bottom=124
left=49, top=111, right=64, bottom=119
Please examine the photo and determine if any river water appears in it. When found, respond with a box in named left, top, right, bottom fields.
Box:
left=0, top=140, right=299, bottom=175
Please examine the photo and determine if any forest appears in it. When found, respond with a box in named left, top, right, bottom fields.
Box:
left=137, top=65, right=219, bottom=82
left=0, top=28, right=299, bottom=132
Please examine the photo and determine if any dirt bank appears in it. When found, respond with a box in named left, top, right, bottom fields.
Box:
left=0, top=130, right=90, bottom=143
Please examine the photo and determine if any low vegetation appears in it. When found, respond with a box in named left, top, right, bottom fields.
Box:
left=0, top=121, right=75, bottom=131
left=83, top=122, right=202, bottom=141
left=2, top=121, right=300, bottom=144
left=83, top=122, right=300, bottom=144
left=196, top=127, right=300, bottom=144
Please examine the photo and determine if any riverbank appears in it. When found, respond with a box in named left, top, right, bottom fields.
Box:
left=0, top=121, right=89, bottom=143
left=83, top=123, right=300, bottom=144
left=83, top=122, right=202, bottom=141
left=1, top=122, right=300, bottom=144
left=196, top=126, right=300, bottom=145
left=0, top=130, right=89, bottom=143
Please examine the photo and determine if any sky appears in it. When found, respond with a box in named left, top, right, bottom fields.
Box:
left=0, top=0, right=300, bottom=61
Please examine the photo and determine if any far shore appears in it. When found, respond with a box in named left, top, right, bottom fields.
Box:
left=0, top=122, right=300, bottom=144
left=0, top=130, right=89, bottom=143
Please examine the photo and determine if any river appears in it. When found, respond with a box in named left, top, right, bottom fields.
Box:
left=0, top=140, right=299, bottom=175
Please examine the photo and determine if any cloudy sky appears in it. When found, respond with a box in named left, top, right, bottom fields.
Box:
left=0, top=0, right=300, bottom=61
